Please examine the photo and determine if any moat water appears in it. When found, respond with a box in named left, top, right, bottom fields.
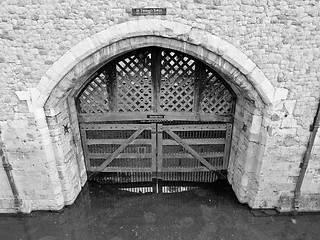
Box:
left=1, top=179, right=320, bottom=240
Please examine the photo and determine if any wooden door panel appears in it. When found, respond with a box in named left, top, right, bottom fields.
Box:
left=158, top=123, right=232, bottom=182
left=80, top=123, right=157, bottom=180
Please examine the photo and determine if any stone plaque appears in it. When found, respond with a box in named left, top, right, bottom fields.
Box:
left=132, top=8, right=167, bottom=16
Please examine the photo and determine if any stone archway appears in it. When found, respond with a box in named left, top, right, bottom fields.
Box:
left=28, top=19, right=287, bottom=210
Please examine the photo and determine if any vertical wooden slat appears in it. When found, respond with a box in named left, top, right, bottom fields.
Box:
left=151, top=47, right=161, bottom=112
left=151, top=123, right=157, bottom=178
left=107, top=62, right=117, bottom=112
left=157, top=124, right=163, bottom=179
left=80, top=124, right=91, bottom=171
left=193, top=61, right=205, bottom=114
left=223, top=123, right=233, bottom=169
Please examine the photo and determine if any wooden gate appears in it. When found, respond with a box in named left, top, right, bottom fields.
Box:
left=77, top=47, right=236, bottom=184
left=80, top=122, right=232, bottom=182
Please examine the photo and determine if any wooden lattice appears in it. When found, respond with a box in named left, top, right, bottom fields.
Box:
left=116, top=50, right=153, bottom=112
left=200, top=68, right=234, bottom=115
left=78, top=70, right=112, bottom=114
left=159, top=50, right=195, bottom=112
left=77, top=47, right=235, bottom=117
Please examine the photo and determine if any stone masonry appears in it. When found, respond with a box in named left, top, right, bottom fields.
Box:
left=0, top=0, right=319, bottom=213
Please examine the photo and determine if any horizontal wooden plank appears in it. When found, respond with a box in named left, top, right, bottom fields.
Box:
left=79, top=112, right=233, bottom=123
left=86, top=139, right=152, bottom=145
left=88, top=152, right=223, bottom=159
left=89, top=153, right=152, bottom=159
left=89, top=166, right=225, bottom=172
left=161, top=166, right=225, bottom=172
left=162, top=152, right=224, bottom=158
left=162, top=139, right=225, bottom=145
left=81, top=123, right=152, bottom=130
left=162, top=124, right=227, bottom=131
left=89, top=167, right=153, bottom=172
left=86, top=138, right=225, bottom=145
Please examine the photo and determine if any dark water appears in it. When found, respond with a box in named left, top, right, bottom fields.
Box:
left=1, top=179, right=320, bottom=240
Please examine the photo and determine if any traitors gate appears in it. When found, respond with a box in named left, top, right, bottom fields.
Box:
left=76, top=47, right=236, bottom=186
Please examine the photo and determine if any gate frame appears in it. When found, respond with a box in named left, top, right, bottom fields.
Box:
left=81, top=121, right=231, bottom=181
left=26, top=19, right=288, bottom=210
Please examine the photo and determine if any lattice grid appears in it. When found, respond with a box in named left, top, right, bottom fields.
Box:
left=77, top=47, right=235, bottom=116
left=78, top=70, right=111, bottom=113
left=116, top=50, right=153, bottom=112
left=159, top=50, right=195, bottom=112
left=200, top=68, right=234, bottom=115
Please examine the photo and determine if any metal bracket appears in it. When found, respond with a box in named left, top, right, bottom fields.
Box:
left=14, top=198, right=22, bottom=208
left=63, top=123, right=70, bottom=134
left=309, top=121, right=320, bottom=132
left=3, top=162, right=12, bottom=171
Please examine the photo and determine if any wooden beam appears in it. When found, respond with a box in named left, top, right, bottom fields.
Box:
left=162, top=139, right=225, bottom=145
left=89, top=153, right=153, bottom=159
left=86, top=139, right=151, bottom=145
left=162, top=152, right=224, bottom=158
left=151, top=123, right=157, bottom=176
left=89, top=127, right=145, bottom=179
left=157, top=124, right=164, bottom=177
left=163, top=124, right=227, bottom=131
left=79, top=112, right=233, bottom=123
left=82, top=123, right=151, bottom=130
left=165, top=129, right=215, bottom=171
left=161, top=167, right=224, bottom=172
left=223, top=123, right=233, bottom=169
left=89, top=167, right=153, bottom=172
left=80, top=125, right=91, bottom=171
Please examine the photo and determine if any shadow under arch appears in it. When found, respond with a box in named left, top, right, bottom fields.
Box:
left=32, top=19, right=281, bottom=211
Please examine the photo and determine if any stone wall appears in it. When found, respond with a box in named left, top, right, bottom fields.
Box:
left=0, top=0, right=319, bottom=213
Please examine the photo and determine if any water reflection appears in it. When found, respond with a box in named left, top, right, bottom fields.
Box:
left=1, top=180, right=320, bottom=240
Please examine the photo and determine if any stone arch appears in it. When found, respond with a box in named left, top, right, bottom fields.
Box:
left=34, top=19, right=277, bottom=109
left=30, top=19, right=287, bottom=210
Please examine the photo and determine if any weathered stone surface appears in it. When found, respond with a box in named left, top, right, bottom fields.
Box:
left=0, top=0, right=319, bottom=214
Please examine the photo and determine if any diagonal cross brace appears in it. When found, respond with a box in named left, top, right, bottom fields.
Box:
left=89, top=127, right=145, bottom=179
left=165, top=129, right=215, bottom=171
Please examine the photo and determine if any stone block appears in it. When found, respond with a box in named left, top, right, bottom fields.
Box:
left=70, top=37, right=96, bottom=61
left=255, top=78, right=275, bottom=106
left=283, top=100, right=297, bottom=115
left=37, top=76, right=56, bottom=94
left=281, top=116, right=298, bottom=129
left=188, top=28, right=210, bottom=46
left=249, top=115, right=263, bottom=134
left=247, top=67, right=268, bottom=87
left=94, top=29, right=114, bottom=46
left=223, top=45, right=256, bottom=75
left=43, top=54, right=75, bottom=90
left=273, top=88, right=289, bottom=103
